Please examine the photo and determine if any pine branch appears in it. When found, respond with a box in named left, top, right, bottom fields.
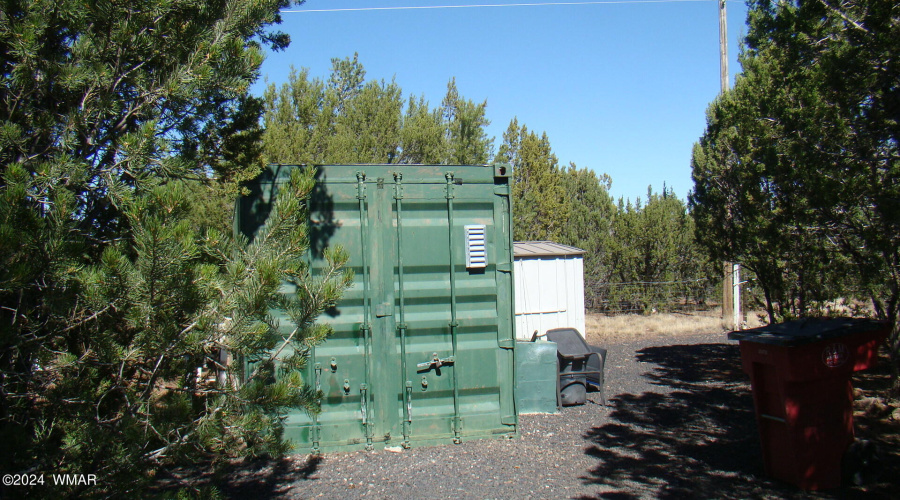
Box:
left=817, top=0, right=870, bottom=35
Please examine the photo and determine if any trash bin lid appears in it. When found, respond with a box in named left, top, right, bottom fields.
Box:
left=727, top=317, right=887, bottom=346
left=545, top=328, right=592, bottom=358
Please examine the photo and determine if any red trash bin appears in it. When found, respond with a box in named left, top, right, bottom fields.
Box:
left=728, top=318, right=888, bottom=490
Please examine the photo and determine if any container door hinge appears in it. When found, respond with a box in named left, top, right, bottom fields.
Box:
left=360, top=384, right=368, bottom=425
left=402, top=381, right=413, bottom=449
left=494, top=185, right=510, bottom=196
left=405, top=381, right=413, bottom=423
left=501, top=415, right=517, bottom=426
left=360, top=383, right=374, bottom=450
left=498, top=339, right=515, bottom=349
left=496, top=262, right=512, bottom=273
left=311, top=430, right=320, bottom=454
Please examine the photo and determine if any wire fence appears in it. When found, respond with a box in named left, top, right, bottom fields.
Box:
left=585, top=278, right=716, bottom=314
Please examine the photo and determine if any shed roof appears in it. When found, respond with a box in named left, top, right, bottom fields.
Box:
left=513, top=241, right=585, bottom=258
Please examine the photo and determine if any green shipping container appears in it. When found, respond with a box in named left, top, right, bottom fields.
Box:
left=237, top=164, right=517, bottom=452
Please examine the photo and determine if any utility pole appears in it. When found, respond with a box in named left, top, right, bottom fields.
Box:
left=719, top=0, right=728, bottom=94
left=718, top=0, right=741, bottom=330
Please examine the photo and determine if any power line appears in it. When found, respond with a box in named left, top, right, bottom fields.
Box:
left=283, top=0, right=717, bottom=14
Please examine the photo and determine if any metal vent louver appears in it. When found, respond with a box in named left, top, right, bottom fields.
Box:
left=465, top=224, right=487, bottom=269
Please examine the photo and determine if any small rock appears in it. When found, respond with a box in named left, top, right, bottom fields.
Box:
left=860, top=396, right=893, bottom=418
left=384, top=446, right=403, bottom=453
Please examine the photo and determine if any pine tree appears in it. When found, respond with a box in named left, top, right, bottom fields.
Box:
left=0, top=0, right=351, bottom=495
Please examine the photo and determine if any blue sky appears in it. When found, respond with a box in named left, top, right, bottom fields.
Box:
left=253, top=0, right=750, bottom=202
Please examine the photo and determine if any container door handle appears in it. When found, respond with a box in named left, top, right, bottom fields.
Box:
left=416, top=353, right=455, bottom=372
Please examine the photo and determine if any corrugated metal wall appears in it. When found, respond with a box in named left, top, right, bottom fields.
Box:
left=238, top=164, right=517, bottom=452
left=514, top=253, right=586, bottom=340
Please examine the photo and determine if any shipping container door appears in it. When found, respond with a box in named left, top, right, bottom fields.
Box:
left=234, top=165, right=375, bottom=451
left=391, top=169, right=516, bottom=447
left=256, top=165, right=516, bottom=452
left=298, top=169, right=380, bottom=451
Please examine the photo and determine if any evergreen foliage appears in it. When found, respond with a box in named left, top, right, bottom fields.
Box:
left=441, top=78, right=494, bottom=165
left=691, top=0, right=899, bottom=390
left=498, top=118, right=570, bottom=242
left=261, top=55, right=714, bottom=314
left=607, top=189, right=712, bottom=312
left=0, top=0, right=351, bottom=496
left=262, top=56, right=493, bottom=165
left=498, top=119, right=712, bottom=311
left=0, top=2, right=738, bottom=490
left=559, top=165, right=616, bottom=290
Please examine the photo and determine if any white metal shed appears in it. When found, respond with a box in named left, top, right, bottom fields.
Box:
left=514, top=241, right=586, bottom=340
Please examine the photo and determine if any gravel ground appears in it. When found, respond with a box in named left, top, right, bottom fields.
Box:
left=212, top=330, right=896, bottom=499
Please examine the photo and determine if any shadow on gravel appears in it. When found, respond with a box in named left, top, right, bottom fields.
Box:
left=153, top=455, right=322, bottom=498
left=578, top=343, right=897, bottom=500
left=220, top=455, right=322, bottom=498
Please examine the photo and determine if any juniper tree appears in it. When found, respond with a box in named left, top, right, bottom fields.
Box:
left=691, top=0, right=900, bottom=391
left=498, top=118, right=569, bottom=241
left=441, top=77, right=494, bottom=165
left=609, top=189, right=710, bottom=312
left=262, top=58, right=493, bottom=166
left=0, top=0, right=351, bottom=496
left=398, top=94, right=447, bottom=164
left=558, top=165, right=617, bottom=305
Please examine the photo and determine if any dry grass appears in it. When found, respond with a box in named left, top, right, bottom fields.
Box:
left=584, top=308, right=767, bottom=345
